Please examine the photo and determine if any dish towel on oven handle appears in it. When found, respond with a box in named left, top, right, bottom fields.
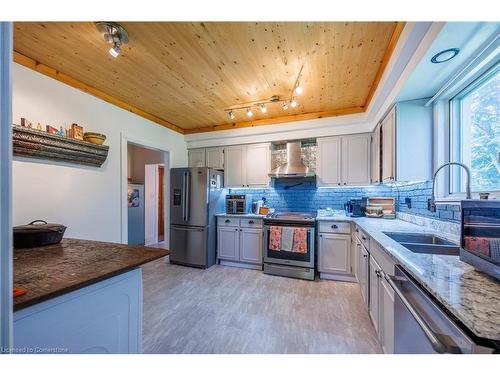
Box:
left=281, top=227, right=294, bottom=251
left=292, top=228, right=308, bottom=253
left=269, top=226, right=282, bottom=251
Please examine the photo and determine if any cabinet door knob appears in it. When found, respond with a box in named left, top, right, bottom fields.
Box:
left=225, top=219, right=231, bottom=223
left=337, top=183, right=341, bottom=186
left=363, top=254, right=367, bottom=258
left=235, top=228, right=238, bottom=231
left=362, top=236, right=367, bottom=241
left=249, top=220, right=254, bottom=224
left=344, top=182, right=347, bottom=185
left=331, top=224, right=338, bottom=229
left=319, top=234, right=323, bottom=237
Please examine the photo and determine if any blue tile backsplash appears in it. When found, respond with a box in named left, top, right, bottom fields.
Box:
left=229, top=179, right=461, bottom=223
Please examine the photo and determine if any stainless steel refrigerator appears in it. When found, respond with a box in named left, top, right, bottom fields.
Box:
left=170, top=167, right=224, bottom=268
left=128, top=183, right=145, bottom=245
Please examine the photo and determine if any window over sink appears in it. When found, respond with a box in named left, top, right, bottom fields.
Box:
left=450, top=65, right=500, bottom=194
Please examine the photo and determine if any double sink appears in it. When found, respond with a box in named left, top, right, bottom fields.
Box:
left=383, top=232, right=460, bottom=256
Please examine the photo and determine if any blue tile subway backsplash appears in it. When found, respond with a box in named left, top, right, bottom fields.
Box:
left=229, top=179, right=461, bottom=223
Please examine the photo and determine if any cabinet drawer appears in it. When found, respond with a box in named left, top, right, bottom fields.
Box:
left=369, top=240, right=396, bottom=276
left=318, top=221, right=351, bottom=234
left=355, top=226, right=370, bottom=248
left=217, top=217, right=239, bottom=227
left=240, top=218, right=263, bottom=228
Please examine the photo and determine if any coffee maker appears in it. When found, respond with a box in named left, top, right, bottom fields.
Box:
left=344, top=197, right=368, bottom=217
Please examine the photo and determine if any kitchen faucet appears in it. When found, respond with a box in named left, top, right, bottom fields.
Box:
left=428, top=162, right=471, bottom=212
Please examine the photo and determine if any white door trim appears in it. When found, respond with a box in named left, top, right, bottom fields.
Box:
left=0, top=21, right=13, bottom=352
left=120, top=133, right=171, bottom=246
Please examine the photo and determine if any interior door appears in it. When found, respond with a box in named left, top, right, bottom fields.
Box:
left=158, top=166, right=164, bottom=242
left=144, top=164, right=159, bottom=245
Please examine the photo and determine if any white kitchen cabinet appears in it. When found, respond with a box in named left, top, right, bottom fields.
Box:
left=217, top=217, right=263, bottom=269
left=188, top=148, right=206, bottom=168
left=357, top=242, right=369, bottom=307
left=317, top=137, right=342, bottom=186
left=206, top=147, right=224, bottom=170
left=381, top=106, right=396, bottom=182
left=369, top=256, right=382, bottom=334
left=371, top=124, right=381, bottom=184
left=217, top=226, right=240, bottom=261
left=245, top=143, right=271, bottom=187
left=318, top=233, right=351, bottom=275
left=240, top=228, right=263, bottom=264
left=224, top=145, right=246, bottom=187
left=380, top=276, right=395, bottom=354
left=224, top=143, right=270, bottom=188
left=342, top=134, right=371, bottom=185
left=380, top=99, right=433, bottom=182
left=317, top=134, right=371, bottom=187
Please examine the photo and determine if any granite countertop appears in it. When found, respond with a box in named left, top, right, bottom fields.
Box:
left=216, top=213, right=266, bottom=218
left=13, top=238, right=169, bottom=311
left=317, top=213, right=500, bottom=341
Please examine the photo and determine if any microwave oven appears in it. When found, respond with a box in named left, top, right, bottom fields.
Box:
left=460, top=200, right=500, bottom=280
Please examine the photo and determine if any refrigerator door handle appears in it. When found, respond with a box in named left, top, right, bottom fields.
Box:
left=182, top=172, right=187, bottom=221
left=185, top=171, right=191, bottom=222
left=171, top=225, right=204, bottom=232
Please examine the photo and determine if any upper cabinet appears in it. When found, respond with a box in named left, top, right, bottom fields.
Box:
left=188, top=147, right=224, bottom=170
left=206, top=147, right=224, bottom=170
left=317, top=134, right=371, bottom=187
left=224, top=143, right=271, bottom=188
left=371, top=124, right=381, bottom=184
left=379, top=99, right=433, bottom=182
left=188, top=148, right=206, bottom=168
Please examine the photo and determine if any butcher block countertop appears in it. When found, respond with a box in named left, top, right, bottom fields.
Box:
left=13, top=238, right=169, bottom=311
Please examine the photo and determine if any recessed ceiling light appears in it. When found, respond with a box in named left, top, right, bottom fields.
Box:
left=431, top=48, right=460, bottom=64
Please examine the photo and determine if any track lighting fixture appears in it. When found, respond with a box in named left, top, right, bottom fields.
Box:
left=246, top=108, right=253, bottom=117
left=260, top=104, right=267, bottom=113
left=294, top=86, right=303, bottom=95
left=96, top=22, right=129, bottom=58
left=282, top=102, right=289, bottom=110
left=290, top=98, right=298, bottom=108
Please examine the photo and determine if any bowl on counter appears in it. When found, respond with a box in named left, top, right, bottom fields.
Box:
left=83, top=132, right=106, bottom=145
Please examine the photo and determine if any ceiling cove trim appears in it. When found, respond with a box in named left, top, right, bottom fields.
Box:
left=12, top=51, right=185, bottom=135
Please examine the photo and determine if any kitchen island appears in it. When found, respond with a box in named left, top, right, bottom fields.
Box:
left=13, top=239, right=169, bottom=354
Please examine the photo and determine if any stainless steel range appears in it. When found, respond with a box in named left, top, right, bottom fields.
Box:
left=263, top=212, right=316, bottom=280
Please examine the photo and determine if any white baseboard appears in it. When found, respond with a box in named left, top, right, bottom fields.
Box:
left=319, top=272, right=357, bottom=282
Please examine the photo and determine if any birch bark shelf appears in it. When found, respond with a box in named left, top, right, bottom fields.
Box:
left=12, top=126, right=109, bottom=167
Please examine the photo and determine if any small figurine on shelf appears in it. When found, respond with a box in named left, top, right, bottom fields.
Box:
left=36, top=122, right=43, bottom=131
left=20, top=117, right=33, bottom=128
left=57, top=126, right=65, bottom=136
left=46, top=125, right=58, bottom=134
left=71, top=123, right=84, bottom=140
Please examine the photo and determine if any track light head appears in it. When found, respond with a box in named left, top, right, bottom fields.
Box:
left=260, top=104, right=267, bottom=113
left=246, top=108, right=253, bottom=117
left=282, top=102, right=289, bottom=110
left=294, top=86, right=303, bottom=95
left=290, top=98, right=298, bottom=108
left=228, top=110, right=235, bottom=120
left=96, top=22, right=129, bottom=58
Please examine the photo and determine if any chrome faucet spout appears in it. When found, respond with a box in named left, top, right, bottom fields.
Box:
left=429, top=162, right=471, bottom=212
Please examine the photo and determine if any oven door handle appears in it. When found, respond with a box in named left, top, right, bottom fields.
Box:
left=385, top=273, right=450, bottom=354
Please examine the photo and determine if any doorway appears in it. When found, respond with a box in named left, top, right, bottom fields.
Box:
left=124, top=140, right=170, bottom=249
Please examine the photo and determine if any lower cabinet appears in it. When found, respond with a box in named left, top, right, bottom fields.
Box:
left=357, top=240, right=370, bottom=307
left=369, top=256, right=382, bottom=333
left=380, top=276, right=395, bottom=354
left=14, top=269, right=142, bottom=354
left=217, top=217, right=263, bottom=269
left=319, top=233, right=351, bottom=274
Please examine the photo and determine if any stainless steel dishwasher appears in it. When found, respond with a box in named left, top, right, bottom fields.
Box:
left=385, top=265, right=498, bottom=354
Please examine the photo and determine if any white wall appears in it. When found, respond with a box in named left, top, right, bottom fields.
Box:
left=12, top=63, right=188, bottom=243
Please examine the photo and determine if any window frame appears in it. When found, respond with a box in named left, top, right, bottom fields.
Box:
left=445, top=62, right=500, bottom=200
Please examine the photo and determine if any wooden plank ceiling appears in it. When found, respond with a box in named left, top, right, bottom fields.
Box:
left=13, top=22, right=404, bottom=134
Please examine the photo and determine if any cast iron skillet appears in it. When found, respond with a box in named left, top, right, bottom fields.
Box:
left=13, top=220, right=67, bottom=248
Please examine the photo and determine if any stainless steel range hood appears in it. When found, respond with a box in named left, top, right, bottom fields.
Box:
left=268, top=141, right=315, bottom=178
